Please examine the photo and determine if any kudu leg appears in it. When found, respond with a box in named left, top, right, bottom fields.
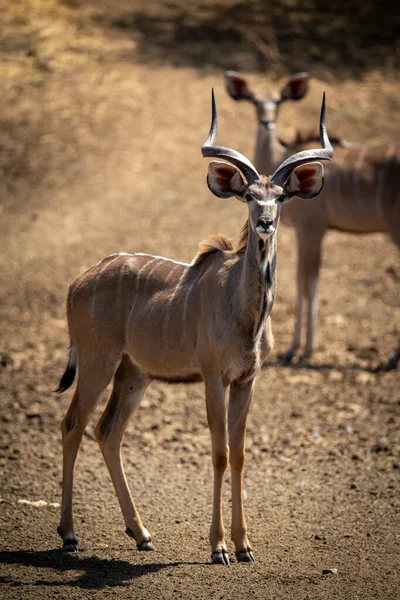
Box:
left=228, top=379, right=255, bottom=563
left=283, top=294, right=304, bottom=361
left=205, top=377, right=229, bottom=565
left=58, top=356, right=118, bottom=551
left=381, top=222, right=400, bottom=370
left=94, top=356, right=154, bottom=550
left=284, top=230, right=324, bottom=361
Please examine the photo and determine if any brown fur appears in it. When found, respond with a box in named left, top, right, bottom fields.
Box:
left=56, top=97, right=330, bottom=564
left=56, top=216, right=277, bottom=561
left=194, top=221, right=249, bottom=265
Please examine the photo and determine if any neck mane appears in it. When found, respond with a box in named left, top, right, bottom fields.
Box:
left=193, top=221, right=249, bottom=264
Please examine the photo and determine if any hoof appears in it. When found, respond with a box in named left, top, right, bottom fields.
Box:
left=137, top=540, right=156, bottom=552
left=126, top=528, right=156, bottom=551
left=58, top=527, right=78, bottom=552
left=282, top=349, right=295, bottom=363
left=382, top=354, right=399, bottom=372
left=211, top=549, right=230, bottom=566
left=236, top=548, right=255, bottom=563
left=63, top=542, right=79, bottom=553
left=298, top=353, right=311, bottom=363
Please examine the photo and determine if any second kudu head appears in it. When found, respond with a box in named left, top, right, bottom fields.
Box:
left=225, top=71, right=310, bottom=131
left=202, top=90, right=333, bottom=239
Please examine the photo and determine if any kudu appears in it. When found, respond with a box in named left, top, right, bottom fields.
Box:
left=226, top=71, right=400, bottom=369
left=56, top=90, right=332, bottom=565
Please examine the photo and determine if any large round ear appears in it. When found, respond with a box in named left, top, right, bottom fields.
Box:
left=207, top=161, right=246, bottom=199
left=283, top=162, right=324, bottom=200
left=280, top=72, right=310, bottom=102
left=225, top=71, right=253, bottom=101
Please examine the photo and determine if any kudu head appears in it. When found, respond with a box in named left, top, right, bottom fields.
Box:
left=202, top=90, right=333, bottom=240
left=225, top=71, right=309, bottom=131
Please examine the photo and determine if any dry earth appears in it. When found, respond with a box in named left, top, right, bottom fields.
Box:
left=0, top=1, right=399, bottom=599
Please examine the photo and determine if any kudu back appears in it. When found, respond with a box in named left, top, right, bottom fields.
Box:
left=226, top=71, right=400, bottom=369
left=56, top=91, right=332, bottom=565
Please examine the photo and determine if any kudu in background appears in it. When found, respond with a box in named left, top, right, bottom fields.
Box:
left=56, top=91, right=332, bottom=565
left=226, top=71, right=400, bottom=369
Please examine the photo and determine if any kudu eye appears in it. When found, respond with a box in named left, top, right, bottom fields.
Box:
left=245, top=193, right=253, bottom=202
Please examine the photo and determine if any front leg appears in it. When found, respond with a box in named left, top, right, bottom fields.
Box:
left=204, top=377, right=230, bottom=565
left=228, top=379, right=255, bottom=562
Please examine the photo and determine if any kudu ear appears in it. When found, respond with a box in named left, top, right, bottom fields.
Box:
left=280, top=73, right=310, bottom=102
left=284, top=162, right=324, bottom=200
left=207, top=161, right=246, bottom=199
left=225, top=71, right=253, bottom=101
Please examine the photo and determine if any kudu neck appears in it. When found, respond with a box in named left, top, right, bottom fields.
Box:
left=239, top=221, right=277, bottom=333
left=254, top=124, right=287, bottom=175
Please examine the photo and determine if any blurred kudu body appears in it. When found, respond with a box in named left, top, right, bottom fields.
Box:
left=226, top=72, right=400, bottom=368
left=57, top=91, right=332, bottom=565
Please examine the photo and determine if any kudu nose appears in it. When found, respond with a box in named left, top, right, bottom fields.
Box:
left=258, top=218, right=273, bottom=231
left=260, top=120, right=276, bottom=130
left=256, top=218, right=275, bottom=236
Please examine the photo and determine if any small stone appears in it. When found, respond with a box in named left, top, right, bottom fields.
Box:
left=356, top=372, right=375, bottom=385
left=328, top=314, right=345, bottom=326
left=26, top=412, right=42, bottom=420
left=371, top=441, right=389, bottom=453
left=328, top=370, right=343, bottom=382
left=18, top=499, right=48, bottom=507
left=322, top=568, right=338, bottom=575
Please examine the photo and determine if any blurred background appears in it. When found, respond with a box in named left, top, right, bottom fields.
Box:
left=0, top=1, right=399, bottom=598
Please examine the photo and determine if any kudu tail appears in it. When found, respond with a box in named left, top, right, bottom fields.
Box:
left=55, top=346, right=77, bottom=393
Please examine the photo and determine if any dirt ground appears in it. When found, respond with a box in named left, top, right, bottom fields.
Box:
left=0, top=1, right=399, bottom=599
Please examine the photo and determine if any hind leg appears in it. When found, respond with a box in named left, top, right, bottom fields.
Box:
left=58, top=352, right=119, bottom=551
left=94, top=355, right=154, bottom=550
left=285, top=229, right=324, bottom=361
left=382, top=222, right=400, bottom=370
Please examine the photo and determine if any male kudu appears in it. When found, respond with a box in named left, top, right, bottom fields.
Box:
left=56, top=91, right=332, bottom=565
left=226, top=71, right=400, bottom=369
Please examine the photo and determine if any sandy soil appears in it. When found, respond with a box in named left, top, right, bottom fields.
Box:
left=0, top=1, right=399, bottom=599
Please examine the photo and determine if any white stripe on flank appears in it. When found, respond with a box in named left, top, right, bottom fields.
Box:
left=165, top=263, right=182, bottom=283
left=97, top=252, right=132, bottom=265
left=181, top=268, right=203, bottom=327
left=130, top=259, right=162, bottom=325
left=127, top=257, right=156, bottom=323
left=163, top=266, right=188, bottom=345
left=145, top=262, right=183, bottom=322
left=91, top=255, right=123, bottom=335
left=97, top=252, right=190, bottom=267
left=117, top=259, right=134, bottom=317
left=133, top=253, right=191, bottom=267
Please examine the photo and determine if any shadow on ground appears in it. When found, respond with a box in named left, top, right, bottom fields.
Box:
left=0, top=549, right=203, bottom=589
left=66, top=0, right=400, bottom=77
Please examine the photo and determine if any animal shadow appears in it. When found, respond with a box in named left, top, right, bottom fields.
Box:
left=0, top=549, right=202, bottom=590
